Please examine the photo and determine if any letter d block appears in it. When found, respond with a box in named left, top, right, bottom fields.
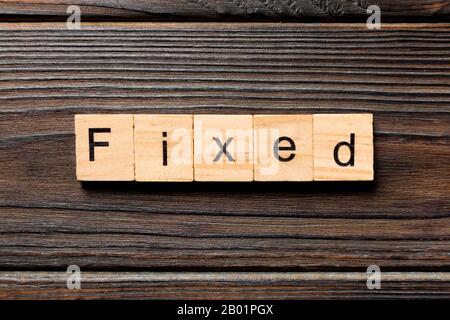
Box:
left=75, top=114, right=134, bottom=181
left=194, top=115, right=253, bottom=182
left=314, top=114, right=374, bottom=181
left=134, top=115, right=193, bottom=182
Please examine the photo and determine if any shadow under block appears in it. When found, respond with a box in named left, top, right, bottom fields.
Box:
left=313, top=114, right=374, bottom=181
left=194, top=115, right=254, bottom=182
left=75, top=114, right=135, bottom=181
left=134, top=115, right=194, bottom=182
left=254, top=115, right=313, bottom=181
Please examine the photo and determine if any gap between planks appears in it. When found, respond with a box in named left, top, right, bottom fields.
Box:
left=1, top=272, right=450, bottom=282
left=1, top=22, right=450, bottom=31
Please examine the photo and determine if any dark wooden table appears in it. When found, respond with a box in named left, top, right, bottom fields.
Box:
left=1, top=0, right=449, bottom=21
left=0, top=1, right=449, bottom=299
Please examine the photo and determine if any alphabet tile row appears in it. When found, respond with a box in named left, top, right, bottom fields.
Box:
left=75, top=114, right=374, bottom=182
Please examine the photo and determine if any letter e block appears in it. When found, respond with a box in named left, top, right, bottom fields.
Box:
left=313, top=114, right=374, bottom=181
left=254, top=115, right=313, bottom=181
left=134, top=114, right=193, bottom=182
left=194, top=115, right=253, bottom=182
left=75, top=114, right=134, bottom=181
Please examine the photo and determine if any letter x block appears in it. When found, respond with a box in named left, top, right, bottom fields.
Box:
left=134, top=114, right=193, bottom=182
left=313, top=114, right=374, bottom=181
left=75, top=114, right=134, bottom=181
left=194, top=115, right=253, bottom=181
left=254, top=115, right=313, bottom=181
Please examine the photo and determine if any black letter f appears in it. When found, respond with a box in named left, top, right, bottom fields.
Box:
left=89, top=128, right=111, bottom=161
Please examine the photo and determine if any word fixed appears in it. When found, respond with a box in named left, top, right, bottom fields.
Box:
left=75, top=114, right=374, bottom=182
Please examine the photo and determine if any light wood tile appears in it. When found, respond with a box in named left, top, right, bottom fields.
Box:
left=194, top=115, right=253, bottom=182
left=75, top=114, right=134, bottom=181
left=314, top=114, right=374, bottom=181
left=254, top=115, right=313, bottom=181
left=134, top=114, right=193, bottom=182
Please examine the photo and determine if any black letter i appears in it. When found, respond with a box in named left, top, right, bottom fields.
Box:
left=162, top=132, right=168, bottom=166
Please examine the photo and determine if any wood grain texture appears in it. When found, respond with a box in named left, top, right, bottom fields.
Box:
left=0, top=1, right=449, bottom=22
left=0, top=23, right=449, bottom=298
left=1, top=271, right=450, bottom=299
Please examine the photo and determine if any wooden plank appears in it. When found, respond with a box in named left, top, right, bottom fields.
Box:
left=0, top=23, right=449, bottom=275
left=0, top=1, right=449, bottom=21
left=1, top=208, right=450, bottom=269
left=1, top=272, right=450, bottom=299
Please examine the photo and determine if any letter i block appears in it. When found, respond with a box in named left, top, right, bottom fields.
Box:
left=194, top=115, right=253, bottom=182
left=134, top=115, right=194, bottom=182
left=313, top=114, right=374, bottom=181
left=254, top=115, right=313, bottom=181
left=75, top=114, right=134, bottom=181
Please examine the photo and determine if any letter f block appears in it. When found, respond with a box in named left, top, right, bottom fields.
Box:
left=75, top=114, right=134, bottom=181
left=313, top=114, right=374, bottom=181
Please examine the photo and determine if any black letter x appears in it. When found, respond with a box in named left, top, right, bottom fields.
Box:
left=213, top=137, right=234, bottom=162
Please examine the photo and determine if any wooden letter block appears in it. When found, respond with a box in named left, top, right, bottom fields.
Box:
left=314, top=114, right=374, bottom=181
left=194, top=115, right=253, bottom=182
left=254, top=115, right=313, bottom=181
left=134, top=115, right=193, bottom=182
left=75, top=114, right=134, bottom=181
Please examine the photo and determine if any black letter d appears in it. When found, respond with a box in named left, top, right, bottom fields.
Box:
left=333, top=133, right=355, bottom=167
